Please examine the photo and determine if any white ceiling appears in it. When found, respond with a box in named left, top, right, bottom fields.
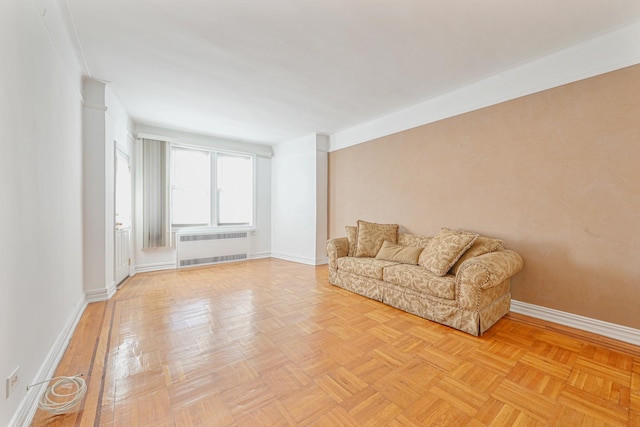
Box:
left=66, top=0, right=640, bottom=145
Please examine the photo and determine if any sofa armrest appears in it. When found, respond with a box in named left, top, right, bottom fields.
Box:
left=326, top=237, right=349, bottom=270
left=455, top=249, right=524, bottom=309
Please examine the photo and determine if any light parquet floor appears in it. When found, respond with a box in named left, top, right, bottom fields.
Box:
left=32, top=259, right=640, bottom=426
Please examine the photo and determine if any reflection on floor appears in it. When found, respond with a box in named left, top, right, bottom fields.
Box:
left=32, top=258, right=640, bottom=426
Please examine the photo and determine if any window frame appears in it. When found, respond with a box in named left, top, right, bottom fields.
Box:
left=169, top=143, right=256, bottom=231
left=215, top=152, right=255, bottom=227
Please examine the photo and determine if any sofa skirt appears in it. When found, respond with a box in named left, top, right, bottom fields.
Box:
left=329, top=270, right=511, bottom=336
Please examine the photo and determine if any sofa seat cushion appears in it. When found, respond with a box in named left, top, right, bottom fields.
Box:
left=337, top=257, right=399, bottom=280
left=383, top=264, right=456, bottom=300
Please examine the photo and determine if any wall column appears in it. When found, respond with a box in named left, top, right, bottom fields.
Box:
left=82, top=77, right=116, bottom=300
left=271, top=133, right=328, bottom=265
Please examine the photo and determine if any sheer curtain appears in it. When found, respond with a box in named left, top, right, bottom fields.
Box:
left=142, top=138, right=169, bottom=248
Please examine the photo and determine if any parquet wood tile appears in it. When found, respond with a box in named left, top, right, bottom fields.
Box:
left=308, top=406, right=360, bottom=427
left=402, top=393, right=471, bottom=426
left=30, top=258, right=640, bottom=426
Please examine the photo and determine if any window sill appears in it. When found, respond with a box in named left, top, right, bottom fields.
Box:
left=171, top=225, right=255, bottom=235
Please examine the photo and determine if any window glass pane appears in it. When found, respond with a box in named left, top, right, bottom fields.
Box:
left=217, top=154, right=253, bottom=225
left=171, top=147, right=210, bottom=225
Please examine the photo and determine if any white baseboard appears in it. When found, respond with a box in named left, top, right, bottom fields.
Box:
left=250, top=251, right=271, bottom=260
left=271, top=252, right=327, bottom=266
left=107, top=280, right=116, bottom=299
left=135, top=262, right=177, bottom=273
left=510, top=300, right=640, bottom=347
left=9, top=296, right=88, bottom=427
left=85, top=280, right=116, bottom=303
left=135, top=255, right=272, bottom=272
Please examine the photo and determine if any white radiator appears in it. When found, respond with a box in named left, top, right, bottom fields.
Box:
left=176, top=231, right=250, bottom=268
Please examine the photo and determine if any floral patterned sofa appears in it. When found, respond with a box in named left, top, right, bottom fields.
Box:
left=325, top=221, right=524, bottom=336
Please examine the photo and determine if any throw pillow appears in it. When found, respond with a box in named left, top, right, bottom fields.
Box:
left=345, top=225, right=357, bottom=257
left=355, top=220, right=399, bottom=258
left=375, top=241, right=423, bottom=265
left=419, top=228, right=478, bottom=276
left=449, top=236, right=504, bottom=275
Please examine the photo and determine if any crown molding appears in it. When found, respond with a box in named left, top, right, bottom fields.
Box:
left=330, top=21, right=640, bottom=152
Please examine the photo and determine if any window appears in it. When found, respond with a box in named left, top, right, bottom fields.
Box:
left=217, top=153, right=253, bottom=225
left=170, top=146, right=254, bottom=228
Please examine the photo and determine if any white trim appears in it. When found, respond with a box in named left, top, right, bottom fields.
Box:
left=85, top=288, right=108, bottom=303
left=84, top=281, right=116, bottom=303
left=9, top=296, right=87, bottom=427
left=329, top=21, right=640, bottom=152
left=135, top=261, right=177, bottom=273
left=250, top=251, right=271, bottom=260
left=136, top=125, right=273, bottom=158
left=105, top=88, right=136, bottom=143
left=510, top=300, right=640, bottom=347
left=171, top=225, right=255, bottom=235
left=107, top=280, right=117, bottom=299
left=115, top=145, right=130, bottom=163
left=136, top=255, right=273, bottom=271
left=81, top=101, right=108, bottom=112
left=271, top=252, right=327, bottom=266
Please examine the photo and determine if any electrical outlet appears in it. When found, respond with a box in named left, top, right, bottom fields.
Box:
left=5, top=367, right=19, bottom=399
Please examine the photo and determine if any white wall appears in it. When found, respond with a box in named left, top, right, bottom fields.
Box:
left=0, top=1, right=84, bottom=425
left=133, top=126, right=273, bottom=271
left=271, top=134, right=328, bottom=265
left=106, top=88, right=136, bottom=157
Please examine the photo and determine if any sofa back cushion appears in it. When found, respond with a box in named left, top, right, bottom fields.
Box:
left=375, top=241, right=423, bottom=265
left=419, top=228, right=478, bottom=276
left=355, top=220, right=399, bottom=257
left=397, top=233, right=432, bottom=248
left=345, top=225, right=358, bottom=257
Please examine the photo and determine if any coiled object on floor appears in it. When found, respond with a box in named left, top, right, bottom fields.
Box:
left=35, top=374, right=87, bottom=415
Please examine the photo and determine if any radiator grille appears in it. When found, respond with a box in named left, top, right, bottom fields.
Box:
left=176, top=231, right=250, bottom=268
left=179, top=253, right=247, bottom=267
left=179, top=231, right=248, bottom=242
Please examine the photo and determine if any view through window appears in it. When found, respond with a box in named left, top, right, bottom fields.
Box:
left=170, top=146, right=253, bottom=228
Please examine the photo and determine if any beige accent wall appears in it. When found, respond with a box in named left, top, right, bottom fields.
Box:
left=328, top=64, right=640, bottom=329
